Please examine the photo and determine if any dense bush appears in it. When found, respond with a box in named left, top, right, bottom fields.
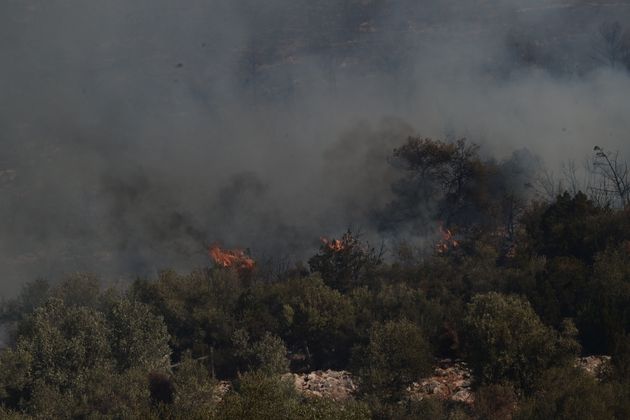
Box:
left=463, top=292, right=579, bottom=392
left=0, top=295, right=168, bottom=417
left=218, top=372, right=370, bottom=420
left=474, top=383, right=518, bottom=420
left=515, top=367, right=618, bottom=420
left=353, top=319, right=432, bottom=401
left=232, top=330, right=290, bottom=375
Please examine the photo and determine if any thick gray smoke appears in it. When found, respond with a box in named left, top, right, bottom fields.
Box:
left=1, top=0, right=630, bottom=295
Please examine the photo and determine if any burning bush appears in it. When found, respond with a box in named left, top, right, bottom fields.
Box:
left=308, top=230, right=382, bottom=292
left=209, top=244, right=255, bottom=274
left=435, top=222, right=460, bottom=255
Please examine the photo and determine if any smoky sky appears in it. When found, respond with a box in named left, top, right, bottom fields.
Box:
left=1, top=0, right=630, bottom=295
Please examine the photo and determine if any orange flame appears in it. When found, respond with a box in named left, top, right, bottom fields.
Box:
left=320, top=237, right=346, bottom=252
left=209, top=244, right=255, bottom=272
left=436, top=224, right=459, bottom=254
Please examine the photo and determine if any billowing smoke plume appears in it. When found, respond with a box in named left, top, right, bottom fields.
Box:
left=1, top=0, right=630, bottom=295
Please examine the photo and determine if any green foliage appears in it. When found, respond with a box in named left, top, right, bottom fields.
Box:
left=104, top=298, right=171, bottom=371
left=51, top=272, right=101, bottom=308
left=522, top=192, right=625, bottom=262
left=167, top=353, right=218, bottom=418
left=217, top=371, right=370, bottom=420
left=578, top=248, right=630, bottom=354
left=463, top=292, right=579, bottom=392
left=474, top=383, right=518, bottom=420
left=0, top=278, right=50, bottom=323
left=233, top=330, right=290, bottom=375
left=237, top=276, right=357, bottom=370
left=13, top=298, right=112, bottom=390
left=293, top=398, right=371, bottom=420
left=24, top=367, right=153, bottom=419
left=280, top=276, right=356, bottom=369
left=351, top=283, right=443, bottom=341
left=353, top=319, right=432, bottom=401
left=0, top=406, right=27, bottom=419
left=365, top=397, right=474, bottom=420
left=0, top=294, right=172, bottom=417
left=131, top=269, right=241, bottom=377
left=1, top=344, right=154, bottom=418
left=611, top=334, right=630, bottom=382
left=515, top=367, right=616, bottom=420
left=536, top=256, right=589, bottom=326
left=217, top=371, right=300, bottom=420
left=515, top=194, right=630, bottom=354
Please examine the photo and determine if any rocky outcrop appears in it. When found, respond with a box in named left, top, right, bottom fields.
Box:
left=283, top=370, right=357, bottom=401
left=576, top=355, right=611, bottom=380
left=220, top=355, right=611, bottom=404
left=286, top=361, right=474, bottom=404
left=214, top=381, right=232, bottom=403
left=408, top=359, right=474, bottom=405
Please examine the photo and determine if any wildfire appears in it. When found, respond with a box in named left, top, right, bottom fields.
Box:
left=320, top=237, right=346, bottom=252
left=208, top=244, right=255, bottom=272
left=436, top=224, right=460, bottom=254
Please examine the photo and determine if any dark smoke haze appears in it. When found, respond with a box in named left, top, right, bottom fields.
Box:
left=1, top=0, right=630, bottom=295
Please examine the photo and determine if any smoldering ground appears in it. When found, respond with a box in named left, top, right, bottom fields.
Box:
left=1, top=0, right=630, bottom=295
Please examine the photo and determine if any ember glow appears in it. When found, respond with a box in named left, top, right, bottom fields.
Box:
left=208, top=244, right=255, bottom=272
left=320, top=237, right=346, bottom=252
left=436, top=224, right=460, bottom=254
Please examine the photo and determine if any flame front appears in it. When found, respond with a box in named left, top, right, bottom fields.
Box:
left=209, top=244, right=255, bottom=272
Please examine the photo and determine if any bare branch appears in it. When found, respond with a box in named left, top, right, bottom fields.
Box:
left=590, top=146, right=630, bottom=208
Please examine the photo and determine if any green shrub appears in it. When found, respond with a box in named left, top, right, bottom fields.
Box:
left=217, top=371, right=300, bottom=420
left=515, top=367, right=616, bottom=420
left=463, top=292, right=579, bottom=392
left=353, top=319, right=432, bottom=401
left=233, top=330, right=290, bottom=375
